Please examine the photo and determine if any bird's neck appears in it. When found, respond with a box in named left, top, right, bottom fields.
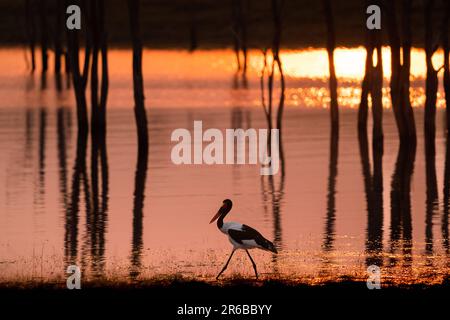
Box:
left=216, top=203, right=231, bottom=230
left=217, top=215, right=224, bottom=229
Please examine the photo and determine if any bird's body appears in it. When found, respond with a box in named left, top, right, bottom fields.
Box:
left=210, top=199, right=277, bottom=280
left=220, top=221, right=277, bottom=252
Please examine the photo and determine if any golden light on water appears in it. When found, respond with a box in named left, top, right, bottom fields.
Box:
left=0, top=47, right=446, bottom=110
left=270, top=47, right=444, bottom=79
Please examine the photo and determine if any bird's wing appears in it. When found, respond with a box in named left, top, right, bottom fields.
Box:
left=227, top=224, right=264, bottom=244
left=228, top=224, right=277, bottom=253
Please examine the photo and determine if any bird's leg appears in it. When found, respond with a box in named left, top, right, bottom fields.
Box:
left=216, top=249, right=235, bottom=280
left=245, top=250, right=258, bottom=279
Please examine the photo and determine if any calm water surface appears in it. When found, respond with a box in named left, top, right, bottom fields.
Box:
left=0, top=48, right=449, bottom=284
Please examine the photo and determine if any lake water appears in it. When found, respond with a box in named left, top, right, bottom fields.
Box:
left=0, top=48, right=449, bottom=285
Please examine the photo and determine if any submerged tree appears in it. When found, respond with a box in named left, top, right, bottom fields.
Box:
left=320, top=0, right=340, bottom=254
left=25, top=0, right=37, bottom=73
left=260, top=0, right=285, bottom=175
left=127, top=0, right=149, bottom=150
left=360, top=0, right=383, bottom=148
left=187, top=1, right=199, bottom=52
left=442, top=0, right=450, bottom=129
left=322, top=0, right=339, bottom=132
left=231, top=0, right=249, bottom=73
left=38, top=0, right=49, bottom=73
left=384, top=0, right=416, bottom=143
left=424, top=0, right=439, bottom=141
left=127, top=0, right=149, bottom=278
left=54, top=0, right=64, bottom=75
left=442, top=0, right=450, bottom=255
left=65, top=0, right=89, bottom=132
left=89, top=0, right=109, bottom=135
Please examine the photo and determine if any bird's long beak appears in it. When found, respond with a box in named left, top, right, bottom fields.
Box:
left=209, top=205, right=225, bottom=224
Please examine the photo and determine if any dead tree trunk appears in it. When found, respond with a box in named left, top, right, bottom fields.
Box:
left=38, top=0, right=48, bottom=73
left=90, top=0, right=100, bottom=133
left=66, top=0, right=89, bottom=133
left=127, top=0, right=149, bottom=150
left=385, top=0, right=407, bottom=140
left=384, top=0, right=416, bottom=144
left=89, top=0, right=109, bottom=136
left=54, top=0, right=63, bottom=74
left=442, top=0, right=450, bottom=130
left=232, top=0, right=242, bottom=71
left=25, top=0, right=37, bottom=73
left=322, top=0, right=339, bottom=132
left=358, top=29, right=374, bottom=134
left=371, top=27, right=384, bottom=148
left=400, top=0, right=416, bottom=142
left=99, top=0, right=109, bottom=132
left=424, top=0, right=439, bottom=141
left=188, top=2, right=198, bottom=52
left=272, top=0, right=285, bottom=175
left=231, top=0, right=249, bottom=73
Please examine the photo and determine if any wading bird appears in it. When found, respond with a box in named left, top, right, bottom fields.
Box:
left=210, top=199, right=277, bottom=279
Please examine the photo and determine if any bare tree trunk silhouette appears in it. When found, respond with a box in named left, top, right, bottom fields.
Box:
left=25, top=0, right=37, bottom=73
left=443, top=0, right=450, bottom=255
left=127, top=0, right=149, bottom=151
left=422, top=0, right=444, bottom=261
left=443, top=0, right=450, bottom=130
left=322, top=0, right=339, bottom=132
left=232, top=0, right=242, bottom=71
left=259, top=1, right=285, bottom=174
left=385, top=0, right=404, bottom=138
left=127, top=0, right=149, bottom=279
left=66, top=0, right=89, bottom=133
left=38, top=0, right=48, bottom=73
left=89, top=0, right=109, bottom=136
left=385, top=0, right=416, bottom=143
left=272, top=0, right=285, bottom=175
left=359, top=28, right=373, bottom=134
left=424, top=0, right=439, bottom=141
left=232, top=0, right=249, bottom=73
left=371, top=26, right=384, bottom=148
left=400, top=0, right=416, bottom=142
left=54, top=0, right=63, bottom=75
left=188, top=1, right=198, bottom=52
